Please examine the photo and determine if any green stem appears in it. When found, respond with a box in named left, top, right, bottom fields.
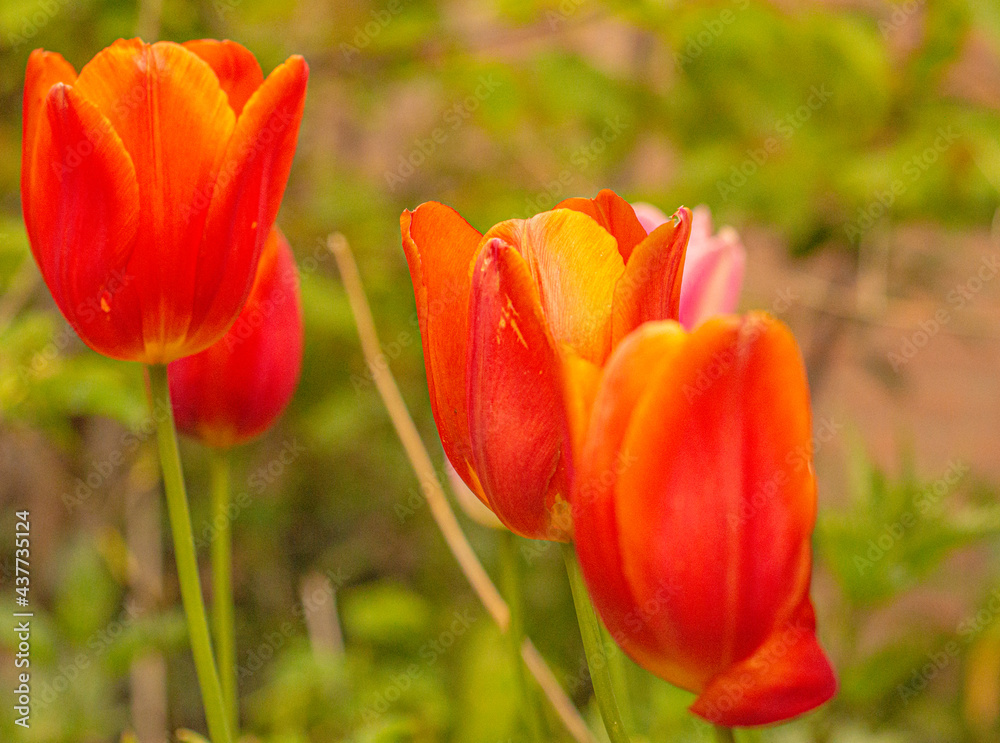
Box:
left=602, top=622, right=634, bottom=732
left=146, top=364, right=232, bottom=743
left=499, top=531, right=546, bottom=743
left=714, top=725, right=737, bottom=743
left=210, top=449, right=238, bottom=735
left=562, top=543, right=631, bottom=743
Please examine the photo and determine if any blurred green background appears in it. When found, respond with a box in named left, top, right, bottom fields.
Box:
left=2, top=0, right=1000, bottom=741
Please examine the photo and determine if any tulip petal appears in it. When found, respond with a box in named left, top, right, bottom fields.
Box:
left=573, top=322, right=691, bottom=682
left=560, top=349, right=602, bottom=482
left=169, top=228, right=302, bottom=447
left=575, top=314, right=834, bottom=724
left=611, top=207, right=690, bottom=345
left=401, top=202, right=485, bottom=499
left=690, top=601, right=837, bottom=726
left=556, top=189, right=648, bottom=262
left=482, top=209, right=624, bottom=365
left=183, top=39, right=264, bottom=116
left=186, top=54, right=308, bottom=353
left=22, top=50, right=77, bottom=287
left=630, top=201, right=670, bottom=235
left=73, top=39, right=237, bottom=359
left=678, top=212, right=746, bottom=328
left=28, top=84, right=143, bottom=359
left=22, top=50, right=76, bottom=217
left=467, top=239, right=570, bottom=540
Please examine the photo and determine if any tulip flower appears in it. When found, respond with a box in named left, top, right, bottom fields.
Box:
left=21, top=38, right=308, bottom=364
left=569, top=312, right=836, bottom=726
left=632, top=203, right=745, bottom=329
left=401, top=190, right=690, bottom=540
left=168, top=228, right=303, bottom=448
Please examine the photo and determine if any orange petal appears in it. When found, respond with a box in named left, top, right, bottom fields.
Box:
left=183, top=39, right=264, bottom=115
left=573, top=322, right=689, bottom=678
left=401, top=202, right=485, bottom=500
left=560, top=348, right=602, bottom=483
left=467, top=239, right=569, bottom=540
left=624, top=316, right=823, bottom=683
left=556, top=189, right=648, bottom=262
left=575, top=314, right=835, bottom=723
left=73, top=39, right=237, bottom=358
left=185, top=54, right=308, bottom=355
left=22, top=50, right=77, bottom=285
left=690, top=601, right=836, bottom=726
left=21, top=50, right=76, bottom=220
left=482, top=209, right=624, bottom=365
left=169, top=228, right=303, bottom=447
left=29, top=84, right=143, bottom=360
left=611, top=206, right=690, bottom=346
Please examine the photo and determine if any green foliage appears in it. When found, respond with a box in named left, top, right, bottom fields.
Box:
left=1, top=1, right=998, bottom=742
left=820, top=441, right=986, bottom=607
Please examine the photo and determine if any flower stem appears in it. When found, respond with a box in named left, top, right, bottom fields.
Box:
left=602, top=621, right=635, bottom=731
left=562, top=542, right=631, bottom=743
left=499, top=530, right=546, bottom=743
left=714, top=725, right=737, bottom=743
left=146, top=364, right=232, bottom=743
left=329, top=232, right=597, bottom=743
left=210, top=449, right=238, bottom=735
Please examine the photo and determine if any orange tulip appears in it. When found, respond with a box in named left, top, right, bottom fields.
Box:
left=569, top=313, right=836, bottom=726
left=401, top=190, right=690, bottom=540
left=168, top=228, right=302, bottom=448
left=21, top=38, right=308, bottom=363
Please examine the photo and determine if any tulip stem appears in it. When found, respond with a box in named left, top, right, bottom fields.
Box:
left=714, top=725, right=737, bottom=743
left=602, top=621, right=635, bottom=731
left=329, top=233, right=597, bottom=743
left=146, top=364, right=233, bottom=743
left=562, top=542, right=632, bottom=743
left=500, top=530, right=546, bottom=743
left=210, top=449, right=238, bottom=736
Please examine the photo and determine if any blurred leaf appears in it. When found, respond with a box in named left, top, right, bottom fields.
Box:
left=341, top=581, right=433, bottom=649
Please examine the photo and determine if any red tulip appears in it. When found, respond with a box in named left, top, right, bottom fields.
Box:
left=401, top=190, right=690, bottom=540
left=632, top=203, right=746, bottom=329
left=167, top=228, right=302, bottom=448
left=21, top=38, right=308, bottom=363
left=569, top=312, right=836, bottom=726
